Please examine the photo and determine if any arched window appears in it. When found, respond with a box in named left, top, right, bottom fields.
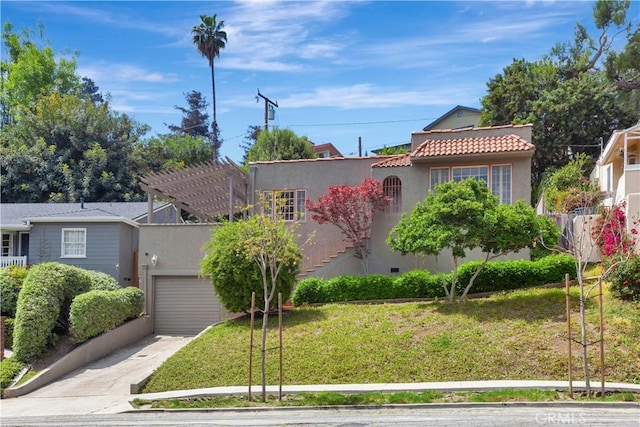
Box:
left=383, top=176, right=402, bottom=214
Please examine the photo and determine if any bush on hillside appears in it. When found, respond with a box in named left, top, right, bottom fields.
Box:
left=201, top=219, right=300, bottom=313
left=455, top=254, right=576, bottom=294
left=0, top=265, right=28, bottom=317
left=391, top=270, right=447, bottom=299
left=69, top=287, right=144, bottom=343
left=12, top=263, right=92, bottom=362
left=605, top=255, right=640, bottom=301
left=292, top=254, right=575, bottom=306
left=0, top=357, right=24, bottom=392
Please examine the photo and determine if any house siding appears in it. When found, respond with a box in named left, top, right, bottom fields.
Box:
left=29, top=222, right=128, bottom=280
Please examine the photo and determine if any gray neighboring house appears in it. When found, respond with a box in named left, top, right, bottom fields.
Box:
left=0, top=201, right=179, bottom=285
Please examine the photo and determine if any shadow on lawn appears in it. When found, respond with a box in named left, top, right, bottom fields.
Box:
left=431, top=287, right=595, bottom=322
left=224, top=307, right=327, bottom=330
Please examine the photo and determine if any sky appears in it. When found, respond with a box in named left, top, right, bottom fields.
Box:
left=2, top=0, right=636, bottom=164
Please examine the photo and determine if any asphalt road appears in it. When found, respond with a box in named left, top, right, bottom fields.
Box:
left=2, top=405, right=639, bottom=427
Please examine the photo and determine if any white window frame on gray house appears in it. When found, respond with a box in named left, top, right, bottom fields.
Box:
left=434, top=164, right=514, bottom=204
left=1, top=233, right=11, bottom=257
left=61, top=228, right=87, bottom=258
left=262, top=189, right=307, bottom=221
left=491, top=164, right=512, bottom=204
left=430, top=167, right=450, bottom=191
left=452, top=165, right=489, bottom=184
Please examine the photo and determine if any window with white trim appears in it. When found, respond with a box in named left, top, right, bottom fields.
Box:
left=491, top=165, right=511, bottom=204
left=263, top=189, right=306, bottom=221
left=430, top=168, right=449, bottom=191
left=452, top=166, right=488, bottom=184
left=61, top=228, right=86, bottom=258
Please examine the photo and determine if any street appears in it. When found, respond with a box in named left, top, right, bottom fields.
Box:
left=2, top=405, right=639, bottom=427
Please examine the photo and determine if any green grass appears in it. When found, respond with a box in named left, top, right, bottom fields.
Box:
left=142, top=285, right=640, bottom=394
left=132, top=389, right=638, bottom=409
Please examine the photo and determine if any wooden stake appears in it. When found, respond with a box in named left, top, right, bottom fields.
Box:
left=248, top=292, right=255, bottom=401
left=565, top=273, right=573, bottom=398
left=599, top=278, right=605, bottom=397
left=278, top=293, right=283, bottom=401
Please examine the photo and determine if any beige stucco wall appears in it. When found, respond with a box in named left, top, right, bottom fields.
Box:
left=138, top=224, right=216, bottom=315
left=251, top=149, right=533, bottom=278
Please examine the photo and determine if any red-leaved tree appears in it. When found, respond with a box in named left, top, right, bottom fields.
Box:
left=306, top=177, right=390, bottom=274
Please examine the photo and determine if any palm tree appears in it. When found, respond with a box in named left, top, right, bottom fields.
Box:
left=192, top=14, right=227, bottom=159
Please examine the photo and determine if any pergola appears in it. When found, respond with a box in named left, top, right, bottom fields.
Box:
left=139, top=158, right=248, bottom=222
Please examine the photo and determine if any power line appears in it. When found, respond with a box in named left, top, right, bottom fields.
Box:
left=287, top=117, right=435, bottom=127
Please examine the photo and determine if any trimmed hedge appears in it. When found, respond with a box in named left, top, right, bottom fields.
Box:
left=391, top=270, right=448, bottom=299
left=86, top=270, right=122, bottom=291
left=4, top=317, right=15, bottom=349
left=12, top=263, right=92, bottom=362
left=69, top=287, right=144, bottom=343
left=292, top=254, right=576, bottom=306
left=455, top=254, right=576, bottom=294
left=0, top=265, right=28, bottom=317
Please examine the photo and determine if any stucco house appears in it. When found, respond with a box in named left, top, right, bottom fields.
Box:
left=134, top=125, right=534, bottom=334
left=248, top=124, right=535, bottom=277
left=591, top=122, right=640, bottom=237
left=0, top=201, right=179, bottom=284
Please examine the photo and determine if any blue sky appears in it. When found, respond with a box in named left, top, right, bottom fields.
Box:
left=2, top=0, right=633, bottom=163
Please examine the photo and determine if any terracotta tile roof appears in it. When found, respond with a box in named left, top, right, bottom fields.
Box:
left=411, top=134, right=535, bottom=158
left=372, top=154, right=411, bottom=168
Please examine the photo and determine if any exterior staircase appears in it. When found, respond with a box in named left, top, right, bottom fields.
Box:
left=298, top=241, right=353, bottom=279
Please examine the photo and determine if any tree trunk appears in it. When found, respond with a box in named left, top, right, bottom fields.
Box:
left=460, top=254, right=490, bottom=301
left=448, top=257, right=459, bottom=303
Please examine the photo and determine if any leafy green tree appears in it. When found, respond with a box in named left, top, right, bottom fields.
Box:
left=1, top=91, right=148, bottom=202
left=240, top=125, right=263, bottom=165
left=480, top=0, right=639, bottom=199
left=246, top=128, right=317, bottom=162
left=192, top=14, right=227, bottom=159
left=387, top=178, right=553, bottom=302
left=201, top=210, right=301, bottom=401
left=200, top=218, right=300, bottom=314
left=166, top=90, right=210, bottom=138
left=1, top=21, right=80, bottom=126
left=133, top=133, right=214, bottom=174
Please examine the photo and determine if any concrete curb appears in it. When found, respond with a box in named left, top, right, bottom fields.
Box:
left=130, top=380, right=640, bottom=406
left=125, top=401, right=640, bottom=414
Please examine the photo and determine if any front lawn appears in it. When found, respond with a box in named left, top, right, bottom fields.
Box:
left=142, top=285, right=640, bottom=393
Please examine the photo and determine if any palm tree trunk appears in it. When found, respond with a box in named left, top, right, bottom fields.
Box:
left=210, top=59, right=216, bottom=125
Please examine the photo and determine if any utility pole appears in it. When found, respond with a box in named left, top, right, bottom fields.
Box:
left=256, top=90, right=278, bottom=131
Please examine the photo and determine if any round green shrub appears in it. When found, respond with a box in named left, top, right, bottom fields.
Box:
left=0, top=265, right=28, bottom=317
left=605, top=255, right=640, bottom=301
left=201, top=218, right=301, bottom=313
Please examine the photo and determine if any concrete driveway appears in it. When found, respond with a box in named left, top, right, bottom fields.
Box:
left=0, top=334, right=193, bottom=417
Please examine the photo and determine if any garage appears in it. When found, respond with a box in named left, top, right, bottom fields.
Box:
left=154, top=276, right=225, bottom=335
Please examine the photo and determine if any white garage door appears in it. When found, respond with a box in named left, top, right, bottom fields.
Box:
left=154, top=276, right=224, bottom=335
